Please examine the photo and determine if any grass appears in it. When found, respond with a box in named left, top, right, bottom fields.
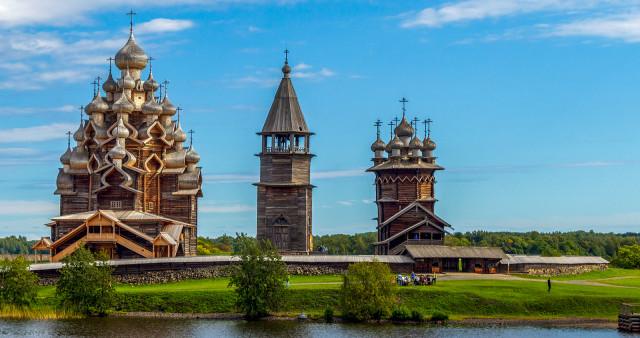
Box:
left=518, top=268, right=640, bottom=281
left=594, top=277, right=640, bottom=288
left=30, top=271, right=640, bottom=319
left=0, top=304, right=80, bottom=319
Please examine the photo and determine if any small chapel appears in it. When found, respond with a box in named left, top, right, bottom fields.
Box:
left=33, top=18, right=202, bottom=262
left=367, top=100, right=506, bottom=273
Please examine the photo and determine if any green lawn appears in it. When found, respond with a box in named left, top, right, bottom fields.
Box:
left=33, top=272, right=640, bottom=319
left=594, top=277, right=640, bottom=288
left=518, top=268, right=640, bottom=281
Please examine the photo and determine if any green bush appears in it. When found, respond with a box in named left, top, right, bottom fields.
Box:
left=55, top=246, right=115, bottom=316
left=323, top=307, right=334, bottom=321
left=339, top=259, right=396, bottom=322
left=411, top=308, right=426, bottom=322
left=391, top=305, right=411, bottom=321
left=0, top=256, right=39, bottom=306
left=431, top=311, right=449, bottom=322
left=228, top=233, right=288, bottom=320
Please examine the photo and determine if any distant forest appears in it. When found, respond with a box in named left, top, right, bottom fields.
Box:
left=2, top=231, right=639, bottom=262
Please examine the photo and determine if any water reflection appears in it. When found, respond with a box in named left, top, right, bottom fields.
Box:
left=0, top=318, right=625, bottom=337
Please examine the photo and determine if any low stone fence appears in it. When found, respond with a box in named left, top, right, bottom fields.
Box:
left=525, top=264, right=608, bottom=277
left=37, top=264, right=346, bottom=286
left=0, top=254, right=47, bottom=262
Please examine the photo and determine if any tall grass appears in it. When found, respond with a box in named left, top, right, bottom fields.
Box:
left=0, top=304, right=80, bottom=319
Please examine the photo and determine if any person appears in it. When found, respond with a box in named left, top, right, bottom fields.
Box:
left=433, top=273, right=437, bottom=285
left=411, top=271, right=415, bottom=279
left=397, top=274, right=403, bottom=286
left=286, top=275, right=290, bottom=287
left=547, top=278, right=551, bottom=292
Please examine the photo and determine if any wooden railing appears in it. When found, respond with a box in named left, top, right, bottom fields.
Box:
left=264, top=146, right=307, bottom=154
left=86, top=233, right=115, bottom=240
left=115, top=234, right=153, bottom=258
left=52, top=236, right=87, bottom=262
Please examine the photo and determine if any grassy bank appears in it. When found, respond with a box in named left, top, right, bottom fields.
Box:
left=30, top=272, right=640, bottom=320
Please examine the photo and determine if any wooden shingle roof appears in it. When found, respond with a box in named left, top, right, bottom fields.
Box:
left=260, top=72, right=310, bottom=135
left=403, top=245, right=507, bottom=259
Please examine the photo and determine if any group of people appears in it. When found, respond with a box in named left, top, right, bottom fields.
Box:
left=396, top=271, right=437, bottom=286
left=316, top=245, right=328, bottom=252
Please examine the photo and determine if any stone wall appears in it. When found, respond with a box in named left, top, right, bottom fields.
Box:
left=38, top=264, right=346, bottom=286
left=525, top=264, right=608, bottom=277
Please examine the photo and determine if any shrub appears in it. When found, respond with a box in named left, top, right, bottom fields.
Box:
left=615, top=245, right=640, bottom=269
left=0, top=256, right=39, bottom=306
left=391, top=305, right=411, bottom=321
left=324, top=307, right=334, bottom=322
left=339, top=259, right=396, bottom=322
left=431, top=311, right=449, bottom=322
left=55, top=246, right=115, bottom=316
left=411, top=308, right=426, bottom=322
left=228, top=233, right=288, bottom=320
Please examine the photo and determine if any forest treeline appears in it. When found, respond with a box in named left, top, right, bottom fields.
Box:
left=3, top=231, right=639, bottom=262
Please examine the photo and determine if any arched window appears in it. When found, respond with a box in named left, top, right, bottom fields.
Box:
left=274, top=217, right=288, bottom=225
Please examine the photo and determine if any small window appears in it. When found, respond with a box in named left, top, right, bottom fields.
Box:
left=148, top=202, right=154, bottom=211
left=110, top=201, right=122, bottom=209
left=191, top=204, right=195, bottom=211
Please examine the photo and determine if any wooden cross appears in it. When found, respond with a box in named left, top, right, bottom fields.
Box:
left=78, top=105, right=84, bottom=123
left=374, top=119, right=382, bottom=138
left=399, top=97, right=408, bottom=116
left=412, top=117, right=420, bottom=136
left=126, top=10, right=138, bottom=33
left=425, top=118, right=433, bottom=138
left=107, top=57, right=114, bottom=72
left=393, top=117, right=399, bottom=128
left=66, top=131, right=72, bottom=148
left=284, top=48, right=289, bottom=63
left=91, top=80, right=98, bottom=96
left=188, top=129, right=195, bottom=147
left=96, top=76, right=102, bottom=87
left=148, top=56, right=154, bottom=69
left=388, top=121, right=394, bottom=139
left=158, top=84, right=163, bottom=100
left=162, top=79, right=170, bottom=95
left=176, top=105, right=182, bottom=122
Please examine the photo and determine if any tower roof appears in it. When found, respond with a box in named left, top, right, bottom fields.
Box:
left=260, top=62, right=311, bottom=135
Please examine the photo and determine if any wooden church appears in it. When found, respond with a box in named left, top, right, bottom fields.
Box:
left=34, top=21, right=202, bottom=262
left=368, top=100, right=506, bottom=273
left=255, top=54, right=314, bottom=254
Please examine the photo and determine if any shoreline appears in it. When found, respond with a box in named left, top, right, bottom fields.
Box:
left=108, top=312, right=618, bottom=329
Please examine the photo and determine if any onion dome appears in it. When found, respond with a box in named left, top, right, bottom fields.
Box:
left=102, top=71, right=117, bottom=93
left=85, top=93, right=109, bottom=115
left=370, top=137, right=386, bottom=152
left=387, top=136, right=404, bottom=150
left=142, top=97, right=163, bottom=116
left=112, top=89, right=134, bottom=114
left=143, top=68, right=159, bottom=92
left=160, top=92, right=177, bottom=116
left=70, top=147, right=89, bottom=169
left=108, top=143, right=126, bottom=160
left=122, top=67, right=135, bottom=89
left=174, top=121, right=188, bottom=143
left=114, top=118, right=129, bottom=139
left=60, top=147, right=71, bottom=165
left=73, top=122, right=85, bottom=142
left=394, top=117, right=414, bottom=137
left=115, top=32, right=148, bottom=70
left=409, top=135, right=423, bottom=149
left=282, top=62, right=291, bottom=77
left=185, top=145, right=200, bottom=164
left=423, top=137, right=436, bottom=151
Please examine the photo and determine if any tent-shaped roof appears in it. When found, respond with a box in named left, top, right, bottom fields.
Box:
left=260, top=64, right=310, bottom=135
left=32, top=237, right=52, bottom=250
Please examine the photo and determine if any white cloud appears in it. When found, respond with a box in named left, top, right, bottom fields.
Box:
left=551, top=12, right=640, bottom=42
left=291, top=67, right=337, bottom=80
left=136, top=18, right=194, bottom=35
left=0, top=147, right=40, bottom=155
left=0, top=123, right=77, bottom=143
left=337, top=201, right=353, bottom=206
left=200, top=204, right=256, bottom=213
left=311, top=168, right=367, bottom=179
left=204, top=173, right=258, bottom=184
left=294, top=63, right=312, bottom=70
left=362, top=199, right=373, bottom=204
left=401, top=0, right=607, bottom=28
left=0, top=200, right=58, bottom=215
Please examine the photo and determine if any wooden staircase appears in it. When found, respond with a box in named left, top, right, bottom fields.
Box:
left=51, top=236, right=87, bottom=262
left=115, top=234, right=153, bottom=258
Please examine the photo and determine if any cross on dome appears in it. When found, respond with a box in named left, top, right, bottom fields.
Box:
left=66, top=131, right=72, bottom=148
left=374, top=119, right=382, bottom=138
left=399, top=97, right=408, bottom=117
left=126, top=10, right=138, bottom=34
left=188, top=129, right=195, bottom=147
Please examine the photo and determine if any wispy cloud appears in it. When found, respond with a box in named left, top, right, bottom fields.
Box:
left=448, top=160, right=637, bottom=172
left=401, top=0, right=607, bottom=28
left=0, top=123, right=77, bottom=143
left=0, top=105, right=74, bottom=115
left=294, top=63, right=312, bottom=71
left=311, top=168, right=367, bottom=179
left=337, top=201, right=353, bottom=206
left=550, top=12, right=640, bottom=42
left=204, top=173, right=258, bottom=184
left=291, top=65, right=337, bottom=80
left=0, top=200, right=58, bottom=215
left=200, top=204, right=256, bottom=213
left=136, top=18, right=194, bottom=35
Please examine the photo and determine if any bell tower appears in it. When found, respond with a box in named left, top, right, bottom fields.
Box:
left=255, top=52, right=314, bottom=254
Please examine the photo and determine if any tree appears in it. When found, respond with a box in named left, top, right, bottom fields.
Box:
left=55, top=246, right=115, bottom=316
left=339, top=259, right=396, bottom=321
left=614, top=245, right=640, bottom=269
left=0, top=256, right=39, bottom=306
left=228, top=233, right=288, bottom=320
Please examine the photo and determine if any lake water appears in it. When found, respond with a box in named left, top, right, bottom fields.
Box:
left=0, top=318, right=627, bottom=337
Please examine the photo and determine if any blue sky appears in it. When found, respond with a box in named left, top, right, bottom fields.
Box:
left=0, top=0, right=639, bottom=240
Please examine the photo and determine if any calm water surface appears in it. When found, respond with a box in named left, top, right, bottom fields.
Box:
left=0, top=318, right=629, bottom=337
